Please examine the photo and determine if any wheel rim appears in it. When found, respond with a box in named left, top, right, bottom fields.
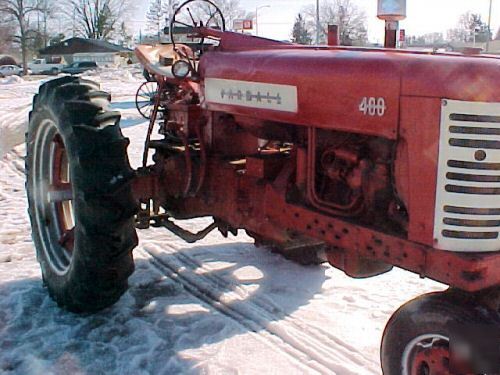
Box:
left=136, top=81, right=158, bottom=119
left=402, top=334, right=451, bottom=375
left=33, top=120, right=74, bottom=275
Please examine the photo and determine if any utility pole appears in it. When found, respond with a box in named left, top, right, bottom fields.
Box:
left=316, top=0, right=320, bottom=44
left=255, top=5, right=270, bottom=36
left=486, top=0, right=493, bottom=52
left=72, top=6, right=76, bottom=37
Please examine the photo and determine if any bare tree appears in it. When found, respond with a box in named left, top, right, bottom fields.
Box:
left=0, top=18, right=14, bottom=53
left=447, top=12, right=490, bottom=43
left=33, top=0, right=59, bottom=49
left=0, top=0, right=42, bottom=74
left=193, top=0, right=246, bottom=31
left=303, top=0, right=368, bottom=46
left=118, top=21, right=132, bottom=47
left=67, top=0, right=134, bottom=40
left=406, top=32, right=445, bottom=47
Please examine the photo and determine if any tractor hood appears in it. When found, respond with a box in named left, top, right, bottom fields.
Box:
left=200, top=45, right=500, bottom=140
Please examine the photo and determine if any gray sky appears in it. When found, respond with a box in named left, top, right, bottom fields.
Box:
left=133, top=0, right=500, bottom=43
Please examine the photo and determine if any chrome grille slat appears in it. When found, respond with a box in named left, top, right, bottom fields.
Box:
left=449, top=114, right=500, bottom=122
left=449, top=138, right=500, bottom=149
left=447, top=160, right=500, bottom=170
left=446, top=172, right=500, bottom=183
left=445, top=185, right=500, bottom=195
left=449, top=126, right=500, bottom=136
left=443, top=218, right=500, bottom=227
left=444, top=206, right=500, bottom=215
left=441, top=230, right=498, bottom=240
left=434, top=100, right=500, bottom=252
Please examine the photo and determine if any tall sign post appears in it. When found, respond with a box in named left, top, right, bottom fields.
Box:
left=316, top=0, right=321, bottom=44
left=377, top=0, right=407, bottom=48
left=486, top=0, right=493, bottom=52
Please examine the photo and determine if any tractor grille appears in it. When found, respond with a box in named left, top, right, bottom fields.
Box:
left=434, top=100, right=500, bottom=252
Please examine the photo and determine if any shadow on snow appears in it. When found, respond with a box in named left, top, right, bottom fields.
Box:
left=0, top=241, right=327, bottom=374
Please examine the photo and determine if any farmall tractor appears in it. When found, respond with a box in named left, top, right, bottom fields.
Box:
left=25, top=0, right=499, bottom=373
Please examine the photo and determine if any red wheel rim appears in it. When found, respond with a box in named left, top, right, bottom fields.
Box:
left=135, top=81, right=158, bottom=119
left=49, top=134, right=75, bottom=253
left=411, top=346, right=450, bottom=375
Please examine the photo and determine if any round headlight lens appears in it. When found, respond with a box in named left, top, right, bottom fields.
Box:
left=172, top=60, right=191, bottom=79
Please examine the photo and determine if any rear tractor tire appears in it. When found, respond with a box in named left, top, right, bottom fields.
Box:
left=26, top=76, right=138, bottom=313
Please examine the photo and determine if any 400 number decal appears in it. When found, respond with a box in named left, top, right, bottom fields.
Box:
left=359, top=97, right=386, bottom=117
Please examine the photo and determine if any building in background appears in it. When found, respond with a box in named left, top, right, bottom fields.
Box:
left=38, top=38, right=134, bottom=66
left=449, top=40, right=500, bottom=55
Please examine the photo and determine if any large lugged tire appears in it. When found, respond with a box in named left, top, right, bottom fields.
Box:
left=26, top=76, right=138, bottom=313
left=381, top=290, right=500, bottom=374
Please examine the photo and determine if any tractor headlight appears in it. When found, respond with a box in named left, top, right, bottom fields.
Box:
left=172, top=60, right=191, bottom=79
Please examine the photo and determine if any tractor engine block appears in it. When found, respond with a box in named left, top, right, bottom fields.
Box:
left=307, top=130, right=406, bottom=235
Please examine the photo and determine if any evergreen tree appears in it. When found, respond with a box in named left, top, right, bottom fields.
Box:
left=146, top=0, right=164, bottom=40
left=49, top=33, right=65, bottom=46
left=291, top=13, right=312, bottom=45
left=163, top=0, right=179, bottom=26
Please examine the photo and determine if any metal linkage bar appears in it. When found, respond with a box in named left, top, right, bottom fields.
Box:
left=152, top=215, right=218, bottom=243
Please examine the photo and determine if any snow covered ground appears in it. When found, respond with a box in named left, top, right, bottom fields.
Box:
left=0, top=70, right=445, bottom=374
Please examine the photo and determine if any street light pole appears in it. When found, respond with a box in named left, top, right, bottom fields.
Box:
left=486, top=0, right=493, bottom=52
left=316, top=0, right=320, bottom=44
left=255, top=5, right=271, bottom=36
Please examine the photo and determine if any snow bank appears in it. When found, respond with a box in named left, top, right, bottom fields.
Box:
left=0, top=68, right=143, bottom=158
left=84, top=67, right=142, bottom=83
left=0, top=75, right=24, bottom=85
left=0, top=106, right=29, bottom=158
left=0, top=76, right=38, bottom=157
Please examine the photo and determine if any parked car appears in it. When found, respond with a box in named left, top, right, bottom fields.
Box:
left=0, top=65, right=23, bottom=77
left=61, top=61, right=98, bottom=75
left=28, top=58, right=65, bottom=75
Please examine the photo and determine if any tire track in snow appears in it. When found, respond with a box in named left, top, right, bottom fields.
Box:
left=138, top=247, right=328, bottom=374
left=155, top=241, right=380, bottom=368
left=139, top=244, right=379, bottom=375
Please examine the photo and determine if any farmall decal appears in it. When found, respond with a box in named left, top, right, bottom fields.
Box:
left=205, top=78, right=298, bottom=113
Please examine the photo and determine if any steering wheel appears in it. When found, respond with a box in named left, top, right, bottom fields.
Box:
left=170, top=0, right=226, bottom=60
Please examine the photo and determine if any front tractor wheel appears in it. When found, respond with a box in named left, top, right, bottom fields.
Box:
left=381, top=291, right=500, bottom=375
left=26, top=77, right=138, bottom=313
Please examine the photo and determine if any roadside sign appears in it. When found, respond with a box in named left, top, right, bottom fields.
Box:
left=243, top=20, right=253, bottom=30
left=377, top=0, right=407, bottom=21
left=399, top=29, right=405, bottom=42
left=233, top=19, right=253, bottom=31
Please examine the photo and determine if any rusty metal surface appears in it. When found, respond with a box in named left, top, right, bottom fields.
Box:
left=131, top=26, right=500, bottom=295
left=132, top=150, right=500, bottom=292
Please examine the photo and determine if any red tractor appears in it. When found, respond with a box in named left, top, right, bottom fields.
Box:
left=26, top=1, right=499, bottom=373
